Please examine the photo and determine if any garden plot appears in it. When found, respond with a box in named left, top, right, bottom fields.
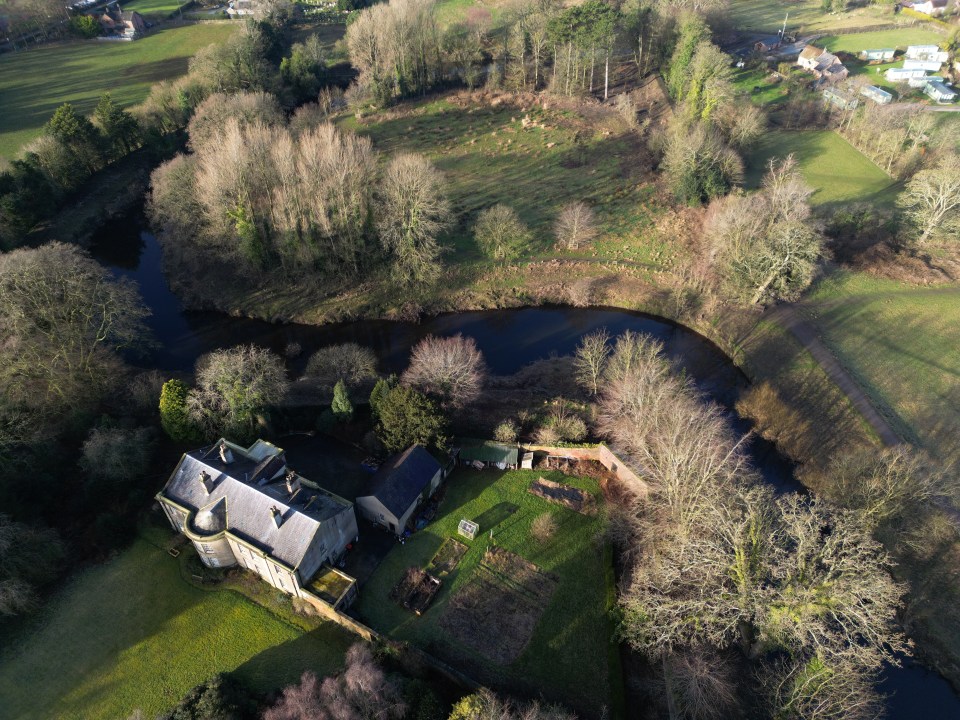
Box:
left=428, top=537, right=469, bottom=577
left=528, top=476, right=596, bottom=515
left=390, top=567, right=442, bottom=616
left=439, top=547, right=557, bottom=664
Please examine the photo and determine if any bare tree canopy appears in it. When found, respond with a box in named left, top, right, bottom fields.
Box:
left=188, top=345, right=289, bottom=441
left=573, top=328, right=611, bottom=395
left=264, top=643, right=406, bottom=720
left=376, top=153, right=453, bottom=286
left=554, top=201, right=599, bottom=251
left=402, top=334, right=487, bottom=407
left=708, top=156, right=824, bottom=304
left=896, top=153, right=960, bottom=247
left=449, top=687, right=577, bottom=720
left=0, top=514, right=64, bottom=616
left=474, top=204, right=531, bottom=260
left=304, top=343, right=378, bottom=388
left=0, top=242, right=149, bottom=409
left=186, top=91, right=284, bottom=151
left=80, top=427, right=154, bottom=484
left=595, top=330, right=908, bottom=718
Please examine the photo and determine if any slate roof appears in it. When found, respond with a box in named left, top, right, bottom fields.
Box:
left=363, top=445, right=441, bottom=518
left=159, top=440, right=353, bottom=569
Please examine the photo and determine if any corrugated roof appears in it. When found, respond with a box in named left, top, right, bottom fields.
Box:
left=361, top=445, right=441, bottom=518
left=458, top=439, right=519, bottom=465
left=160, top=440, right=353, bottom=569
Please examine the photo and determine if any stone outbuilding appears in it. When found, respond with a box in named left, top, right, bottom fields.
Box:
left=355, top=445, right=444, bottom=535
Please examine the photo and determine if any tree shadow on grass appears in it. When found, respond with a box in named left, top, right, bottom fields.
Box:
left=231, top=623, right=355, bottom=695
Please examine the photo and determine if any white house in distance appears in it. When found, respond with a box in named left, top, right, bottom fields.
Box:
left=157, top=439, right=359, bottom=599
left=905, top=45, right=950, bottom=63
left=860, top=48, right=896, bottom=62
left=905, top=0, right=950, bottom=16
left=356, top=445, right=443, bottom=536
left=798, top=45, right=848, bottom=83
left=860, top=85, right=893, bottom=105
left=925, top=79, right=958, bottom=104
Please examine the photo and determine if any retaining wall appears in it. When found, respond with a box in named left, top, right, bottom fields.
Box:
left=520, top=443, right=649, bottom=496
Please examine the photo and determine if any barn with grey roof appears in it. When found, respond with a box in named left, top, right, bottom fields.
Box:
left=157, top=439, right=359, bottom=600
left=356, top=445, right=443, bottom=535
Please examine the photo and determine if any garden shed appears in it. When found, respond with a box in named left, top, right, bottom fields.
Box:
left=457, top=439, right=519, bottom=469
left=355, top=445, right=443, bottom=535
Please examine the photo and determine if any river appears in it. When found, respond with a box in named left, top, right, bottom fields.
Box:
left=89, top=219, right=960, bottom=717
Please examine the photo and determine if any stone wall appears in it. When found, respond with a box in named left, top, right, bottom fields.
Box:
left=520, top=443, right=648, bottom=496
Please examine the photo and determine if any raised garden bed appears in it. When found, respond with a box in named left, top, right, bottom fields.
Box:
left=427, top=537, right=468, bottom=577
left=528, top=476, right=596, bottom=515
left=390, top=567, right=442, bottom=616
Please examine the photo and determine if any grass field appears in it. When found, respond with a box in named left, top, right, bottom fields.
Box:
left=122, top=0, right=189, bottom=17
left=355, top=468, right=623, bottom=716
left=729, top=0, right=900, bottom=33
left=745, top=130, right=898, bottom=207
left=818, top=28, right=944, bottom=53
left=801, top=272, right=960, bottom=462
left=0, top=22, right=237, bottom=160
left=0, top=534, right=353, bottom=720
left=343, top=95, right=670, bottom=270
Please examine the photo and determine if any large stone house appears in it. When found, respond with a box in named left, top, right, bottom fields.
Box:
left=157, top=439, right=359, bottom=598
left=797, top=45, right=848, bottom=83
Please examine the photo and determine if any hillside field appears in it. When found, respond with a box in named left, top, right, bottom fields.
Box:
left=0, top=22, right=237, bottom=160
left=745, top=130, right=898, bottom=207
left=728, top=0, right=906, bottom=33
left=818, top=27, right=944, bottom=53
left=801, top=272, right=960, bottom=463
left=0, top=533, right=353, bottom=720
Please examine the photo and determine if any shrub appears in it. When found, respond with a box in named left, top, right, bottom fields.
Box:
left=376, top=385, right=448, bottom=453
left=159, top=379, right=201, bottom=443
left=331, top=379, right=354, bottom=423
left=474, top=204, right=531, bottom=260
left=531, top=512, right=557, bottom=543
left=494, top=420, right=518, bottom=443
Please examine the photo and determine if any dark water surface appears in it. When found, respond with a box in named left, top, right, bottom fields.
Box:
left=89, top=220, right=960, bottom=717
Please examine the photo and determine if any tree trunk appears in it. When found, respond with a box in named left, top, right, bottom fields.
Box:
left=604, top=51, right=610, bottom=100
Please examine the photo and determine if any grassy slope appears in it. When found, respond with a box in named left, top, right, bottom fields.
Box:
left=728, top=0, right=902, bottom=32
left=0, top=536, right=353, bottom=720
left=0, top=22, right=237, bottom=160
left=123, top=0, right=189, bottom=18
left=744, top=130, right=897, bottom=207
left=355, top=468, right=622, bottom=716
left=800, top=272, right=960, bottom=462
left=818, top=27, right=945, bottom=53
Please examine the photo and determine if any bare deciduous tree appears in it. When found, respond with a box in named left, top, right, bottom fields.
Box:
left=0, top=515, right=64, bottom=616
left=402, top=334, right=486, bottom=407
left=449, top=687, right=577, bottom=720
left=80, top=427, right=154, bottom=484
left=554, top=201, right=599, bottom=250
left=377, top=153, right=452, bottom=286
left=186, top=91, right=283, bottom=151
left=663, top=648, right=740, bottom=720
left=474, top=204, right=531, bottom=260
left=573, top=328, right=611, bottom=395
left=304, top=343, right=378, bottom=388
left=189, top=345, right=289, bottom=441
left=265, top=643, right=406, bottom=720
left=896, top=153, right=960, bottom=246
left=0, top=243, right=149, bottom=410
left=827, top=445, right=947, bottom=527
left=708, top=156, right=823, bottom=304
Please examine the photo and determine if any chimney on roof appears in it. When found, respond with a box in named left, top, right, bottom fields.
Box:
left=198, top=470, right=215, bottom=494
left=219, top=442, right=234, bottom=465
left=285, top=470, right=302, bottom=500
left=270, top=506, right=284, bottom=528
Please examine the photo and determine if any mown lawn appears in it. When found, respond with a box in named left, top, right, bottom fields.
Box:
left=343, top=96, right=671, bottom=271
left=800, top=271, right=960, bottom=462
left=123, top=0, right=189, bottom=17
left=818, top=27, right=944, bottom=53
left=744, top=130, right=897, bottom=207
left=729, top=0, right=897, bottom=33
left=0, top=535, right=353, bottom=720
left=0, top=22, right=237, bottom=160
left=355, top=468, right=623, bottom=717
